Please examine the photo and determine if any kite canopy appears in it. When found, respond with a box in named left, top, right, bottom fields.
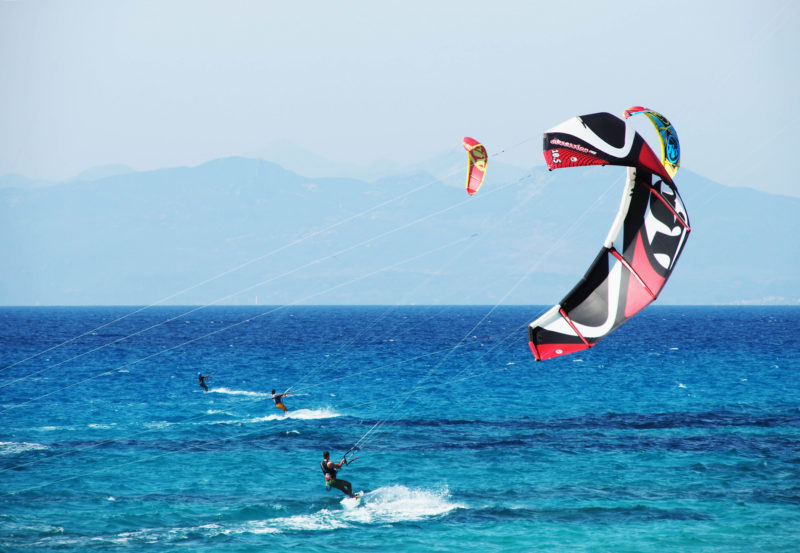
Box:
left=529, top=112, right=691, bottom=361
left=462, top=137, right=487, bottom=196
left=623, top=106, right=681, bottom=179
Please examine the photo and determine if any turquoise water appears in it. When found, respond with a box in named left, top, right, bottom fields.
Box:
left=1, top=306, right=799, bottom=552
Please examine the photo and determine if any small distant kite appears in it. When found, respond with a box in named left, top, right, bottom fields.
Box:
left=462, top=137, right=487, bottom=196
left=623, top=106, right=680, bottom=179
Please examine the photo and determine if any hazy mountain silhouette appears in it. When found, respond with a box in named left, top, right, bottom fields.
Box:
left=1, top=154, right=797, bottom=305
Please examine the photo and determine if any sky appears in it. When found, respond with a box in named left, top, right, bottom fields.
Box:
left=1, top=0, right=799, bottom=197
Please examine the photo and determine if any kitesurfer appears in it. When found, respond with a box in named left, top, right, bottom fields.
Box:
left=198, top=372, right=210, bottom=392
left=321, top=451, right=356, bottom=498
left=271, top=389, right=291, bottom=414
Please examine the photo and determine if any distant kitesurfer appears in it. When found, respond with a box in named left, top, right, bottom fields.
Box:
left=321, top=451, right=356, bottom=498
left=198, top=372, right=210, bottom=392
left=271, top=389, right=291, bottom=414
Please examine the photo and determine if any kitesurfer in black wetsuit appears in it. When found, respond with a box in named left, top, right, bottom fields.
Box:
left=321, top=451, right=356, bottom=498
left=198, top=372, right=210, bottom=392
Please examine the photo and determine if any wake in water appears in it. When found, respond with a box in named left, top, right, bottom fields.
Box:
left=208, top=387, right=270, bottom=398
left=24, top=485, right=465, bottom=547
left=137, top=408, right=342, bottom=430
left=191, top=408, right=342, bottom=426
left=229, top=485, right=464, bottom=534
left=255, top=408, right=341, bottom=422
left=144, top=408, right=343, bottom=428
left=344, top=485, right=465, bottom=523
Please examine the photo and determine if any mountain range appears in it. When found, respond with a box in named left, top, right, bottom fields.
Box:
left=1, top=153, right=798, bottom=306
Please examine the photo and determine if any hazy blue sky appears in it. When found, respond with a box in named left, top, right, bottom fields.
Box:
left=2, top=0, right=798, bottom=196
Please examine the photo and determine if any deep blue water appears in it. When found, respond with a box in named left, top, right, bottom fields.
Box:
left=1, top=305, right=799, bottom=552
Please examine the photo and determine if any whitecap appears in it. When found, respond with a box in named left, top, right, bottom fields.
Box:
left=0, top=441, right=49, bottom=455
left=88, top=423, right=116, bottom=430
left=143, top=421, right=173, bottom=429
left=206, top=409, right=233, bottom=415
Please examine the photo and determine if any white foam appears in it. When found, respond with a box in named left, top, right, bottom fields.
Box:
left=221, top=485, right=463, bottom=536
left=34, top=486, right=464, bottom=545
left=0, top=441, right=49, bottom=455
left=38, top=523, right=236, bottom=548
left=283, top=408, right=341, bottom=420
left=34, top=425, right=73, bottom=432
left=341, top=485, right=465, bottom=524
left=274, top=510, right=347, bottom=531
left=252, top=408, right=341, bottom=421
left=143, top=421, right=173, bottom=429
left=209, top=387, right=269, bottom=398
left=202, top=408, right=342, bottom=426
left=340, top=494, right=362, bottom=510
left=231, top=522, right=283, bottom=534
left=226, top=510, right=346, bottom=535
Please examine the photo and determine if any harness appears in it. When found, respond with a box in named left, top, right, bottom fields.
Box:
left=321, top=460, right=337, bottom=488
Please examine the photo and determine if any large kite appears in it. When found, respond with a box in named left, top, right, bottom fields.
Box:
left=528, top=112, right=691, bottom=361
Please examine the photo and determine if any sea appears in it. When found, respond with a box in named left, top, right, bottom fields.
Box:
left=1, top=305, right=798, bottom=552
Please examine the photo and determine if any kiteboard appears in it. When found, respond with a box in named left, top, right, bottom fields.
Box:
left=342, top=491, right=364, bottom=509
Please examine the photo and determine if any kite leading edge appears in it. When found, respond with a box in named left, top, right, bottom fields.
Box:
left=623, top=106, right=681, bottom=179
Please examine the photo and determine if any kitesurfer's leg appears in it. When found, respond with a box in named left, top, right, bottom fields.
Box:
left=333, top=479, right=355, bottom=498
left=343, top=480, right=354, bottom=498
